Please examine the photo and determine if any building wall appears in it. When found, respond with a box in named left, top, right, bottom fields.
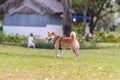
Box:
left=4, top=13, right=61, bottom=26
left=3, top=13, right=63, bottom=38
left=3, top=24, right=63, bottom=39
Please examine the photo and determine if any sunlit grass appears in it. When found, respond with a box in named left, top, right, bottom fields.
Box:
left=96, top=42, right=120, bottom=48
left=0, top=45, right=120, bottom=80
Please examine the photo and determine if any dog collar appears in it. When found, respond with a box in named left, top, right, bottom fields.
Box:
left=53, top=36, right=60, bottom=44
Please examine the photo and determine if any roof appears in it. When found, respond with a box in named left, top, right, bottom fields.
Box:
left=0, top=0, right=63, bottom=15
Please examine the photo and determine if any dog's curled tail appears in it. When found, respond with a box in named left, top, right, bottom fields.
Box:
left=70, top=31, right=77, bottom=39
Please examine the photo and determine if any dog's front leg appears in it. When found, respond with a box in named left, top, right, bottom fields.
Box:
left=60, top=50, right=63, bottom=59
left=55, top=48, right=58, bottom=58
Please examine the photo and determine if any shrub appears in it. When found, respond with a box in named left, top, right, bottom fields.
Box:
left=98, top=31, right=106, bottom=37
left=95, top=31, right=118, bottom=42
left=1, top=31, right=120, bottom=49
left=2, top=33, right=27, bottom=44
left=0, top=32, right=54, bottom=49
left=80, top=39, right=98, bottom=49
left=106, top=33, right=117, bottom=42
left=21, top=40, right=54, bottom=49
left=35, top=40, right=54, bottom=49
left=0, top=32, right=5, bottom=43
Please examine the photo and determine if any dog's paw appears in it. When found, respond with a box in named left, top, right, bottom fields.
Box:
left=57, top=55, right=60, bottom=58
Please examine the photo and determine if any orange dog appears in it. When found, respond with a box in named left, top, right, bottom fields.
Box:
left=46, top=31, right=80, bottom=59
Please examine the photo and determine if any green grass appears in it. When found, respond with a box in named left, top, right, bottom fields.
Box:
left=96, top=42, right=120, bottom=48
left=0, top=45, right=120, bottom=80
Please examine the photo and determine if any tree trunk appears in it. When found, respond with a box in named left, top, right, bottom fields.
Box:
left=62, top=0, right=72, bottom=37
left=83, top=0, right=88, bottom=36
left=63, top=12, right=71, bottom=37
left=89, top=24, right=95, bottom=34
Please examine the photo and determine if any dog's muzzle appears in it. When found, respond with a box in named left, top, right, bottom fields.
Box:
left=45, top=37, right=53, bottom=43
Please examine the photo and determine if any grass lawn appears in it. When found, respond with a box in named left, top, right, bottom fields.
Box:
left=0, top=45, right=120, bottom=80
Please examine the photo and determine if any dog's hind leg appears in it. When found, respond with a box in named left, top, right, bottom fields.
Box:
left=75, top=48, right=79, bottom=58
left=72, top=48, right=79, bottom=59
